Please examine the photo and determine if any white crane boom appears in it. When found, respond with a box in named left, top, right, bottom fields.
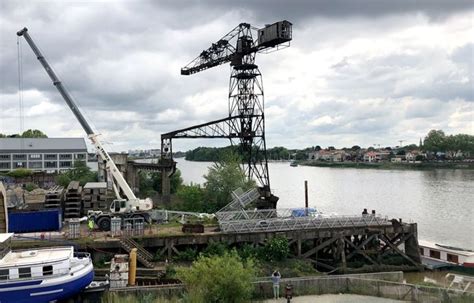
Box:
left=17, top=27, right=151, bottom=212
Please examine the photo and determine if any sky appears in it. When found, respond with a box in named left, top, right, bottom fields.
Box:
left=0, top=0, right=473, bottom=153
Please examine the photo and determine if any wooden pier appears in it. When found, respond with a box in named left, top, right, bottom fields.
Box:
left=38, top=217, right=424, bottom=274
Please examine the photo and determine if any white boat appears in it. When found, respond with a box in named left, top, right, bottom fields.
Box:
left=0, top=233, right=94, bottom=303
left=419, top=240, right=474, bottom=269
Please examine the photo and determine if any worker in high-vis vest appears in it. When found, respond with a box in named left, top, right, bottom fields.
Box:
left=88, top=218, right=94, bottom=235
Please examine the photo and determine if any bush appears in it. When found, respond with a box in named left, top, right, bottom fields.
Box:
left=24, top=183, right=37, bottom=192
left=261, top=236, right=290, bottom=262
left=237, top=243, right=259, bottom=260
left=175, top=184, right=207, bottom=213
left=174, top=248, right=198, bottom=262
left=202, top=242, right=228, bottom=257
left=6, top=169, right=33, bottom=178
left=177, top=251, right=256, bottom=303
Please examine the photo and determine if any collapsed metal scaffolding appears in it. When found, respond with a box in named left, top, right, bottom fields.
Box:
left=214, top=187, right=393, bottom=233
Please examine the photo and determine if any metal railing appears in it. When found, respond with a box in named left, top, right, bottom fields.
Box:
left=218, top=212, right=393, bottom=233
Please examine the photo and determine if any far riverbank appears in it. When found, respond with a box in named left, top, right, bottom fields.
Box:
left=299, top=161, right=474, bottom=170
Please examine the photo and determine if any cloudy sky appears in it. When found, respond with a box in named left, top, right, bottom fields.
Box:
left=1, top=0, right=473, bottom=152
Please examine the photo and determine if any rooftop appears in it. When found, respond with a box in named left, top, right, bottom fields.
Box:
left=0, top=138, right=87, bottom=152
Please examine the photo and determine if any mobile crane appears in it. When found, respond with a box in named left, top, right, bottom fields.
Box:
left=17, top=27, right=152, bottom=231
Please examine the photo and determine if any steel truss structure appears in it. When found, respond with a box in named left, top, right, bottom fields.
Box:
left=217, top=212, right=393, bottom=233
left=161, top=21, right=292, bottom=208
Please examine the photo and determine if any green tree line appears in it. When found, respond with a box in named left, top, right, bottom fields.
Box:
left=423, top=130, right=474, bottom=157
left=0, top=129, right=48, bottom=138
left=185, top=145, right=307, bottom=162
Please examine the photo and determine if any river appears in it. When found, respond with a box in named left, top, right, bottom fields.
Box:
left=144, top=158, right=474, bottom=250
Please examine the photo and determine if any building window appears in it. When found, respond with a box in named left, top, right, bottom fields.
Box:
left=0, top=269, right=8, bottom=280
left=419, top=248, right=424, bottom=256
left=45, top=154, right=57, bottom=160
left=429, top=250, right=441, bottom=259
left=13, top=154, right=26, bottom=160
left=18, top=267, right=31, bottom=279
left=14, top=162, right=26, bottom=168
left=0, top=162, right=10, bottom=169
left=59, top=154, right=72, bottom=160
left=75, top=153, right=86, bottom=160
left=0, top=154, right=10, bottom=160
left=28, top=162, right=43, bottom=169
left=42, top=265, right=53, bottom=276
left=447, top=253, right=459, bottom=263
left=45, top=161, right=57, bottom=168
left=59, top=161, right=72, bottom=168
left=29, top=154, right=42, bottom=160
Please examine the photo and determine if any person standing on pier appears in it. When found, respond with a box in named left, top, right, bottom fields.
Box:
left=272, top=270, right=281, bottom=299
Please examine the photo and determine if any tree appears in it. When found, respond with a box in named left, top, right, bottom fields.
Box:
left=21, top=129, right=48, bottom=138
left=176, top=184, right=207, bottom=212
left=423, top=130, right=446, bottom=153
left=177, top=251, right=256, bottom=303
left=404, top=144, right=418, bottom=151
left=204, top=151, right=256, bottom=212
left=351, top=145, right=361, bottom=151
left=139, top=169, right=183, bottom=195
left=0, top=133, right=5, bottom=138
left=396, top=149, right=406, bottom=156
left=55, top=161, right=97, bottom=187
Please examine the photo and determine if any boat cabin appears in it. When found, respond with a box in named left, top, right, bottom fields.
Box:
left=419, top=240, right=474, bottom=268
left=0, top=233, right=72, bottom=281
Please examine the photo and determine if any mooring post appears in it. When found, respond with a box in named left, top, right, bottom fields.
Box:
left=304, top=180, right=308, bottom=216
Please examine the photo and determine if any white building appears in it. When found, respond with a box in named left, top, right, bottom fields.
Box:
left=0, top=138, right=88, bottom=173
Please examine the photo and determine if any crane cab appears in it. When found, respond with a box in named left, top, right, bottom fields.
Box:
left=258, top=20, right=292, bottom=48
left=110, top=199, right=128, bottom=213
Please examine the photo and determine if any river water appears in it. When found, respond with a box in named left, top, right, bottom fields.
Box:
left=146, top=158, right=474, bottom=250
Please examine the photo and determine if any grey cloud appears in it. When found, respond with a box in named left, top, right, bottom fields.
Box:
left=157, top=0, right=474, bottom=24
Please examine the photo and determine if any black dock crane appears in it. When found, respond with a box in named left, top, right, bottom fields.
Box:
left=161, top=21, right=292, bottom=208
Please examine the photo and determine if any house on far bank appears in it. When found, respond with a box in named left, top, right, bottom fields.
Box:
left=0, top=138, right=89, bottom=173
left=363, top=151, right=391, bottom=162
left=307, top=149, right=350, bottom=162
left=406, top=150, right=425, bottom=162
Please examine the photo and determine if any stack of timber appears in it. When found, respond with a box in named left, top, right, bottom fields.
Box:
left=64, top=181, right=82, bottom=219
left=45, top=186, right=64, bottom=209
left=82, top=182, right=108, bottom=214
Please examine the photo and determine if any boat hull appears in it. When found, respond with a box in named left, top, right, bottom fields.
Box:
left=0, top=264, right=94, bottom=303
